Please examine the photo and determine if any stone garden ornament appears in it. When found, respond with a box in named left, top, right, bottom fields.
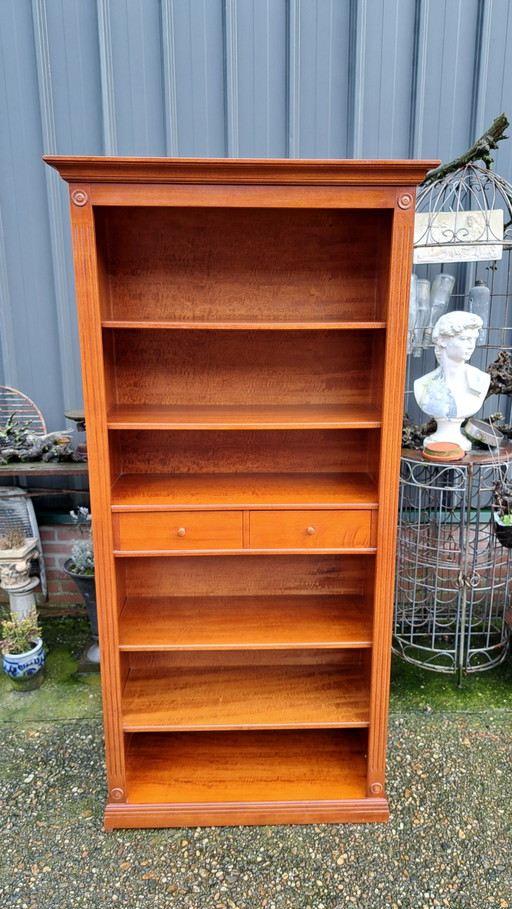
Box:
left=414, top=311, right=490, bottom=451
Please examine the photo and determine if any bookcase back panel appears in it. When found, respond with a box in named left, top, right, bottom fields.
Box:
left=96, top=207, right=392, bottom=323
left=113, top=429, right=376, bottom=475
left=124, top=729, right=369, bottom=804
left=109, top=329, right=381, bottom=406
left=121, top=554, right=375, bottom=597
left=127, top=649, right=363, bottom=671
left=123, top=654, right=370, bottom=731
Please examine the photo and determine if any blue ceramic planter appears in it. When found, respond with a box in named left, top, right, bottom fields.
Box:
left=3, top=637, right=46, bottom=690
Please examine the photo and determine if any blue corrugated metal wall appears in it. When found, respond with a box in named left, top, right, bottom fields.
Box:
left=1, top=0, right=512, bottom=430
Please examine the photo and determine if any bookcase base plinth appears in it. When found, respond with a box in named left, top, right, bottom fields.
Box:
left=104, top=798, right=389, bottom=830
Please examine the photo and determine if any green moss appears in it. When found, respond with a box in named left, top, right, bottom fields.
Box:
left=39, top=615, right=90, bottom=651
left=390, top=652, right=512, bottom=712
left=0, top=616, right=102, bottom=723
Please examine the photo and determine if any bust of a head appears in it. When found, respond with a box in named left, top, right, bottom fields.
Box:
left=414, top=309, right=489, bottom=451
left=432, top=311, right=482, bottom=366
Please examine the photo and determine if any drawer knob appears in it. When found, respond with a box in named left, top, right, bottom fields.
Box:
left=306, top=526, right=316, bottom=535
left=177, top=527, right=187, bottom=537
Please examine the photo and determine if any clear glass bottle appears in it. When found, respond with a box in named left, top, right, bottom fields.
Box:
left=468, top=279, right=491, bottom=345
left=407, top=273, right=418, bottom=354
left=427, top=273, right=455, bottom=343
left=414, top=278, right=430, bottom=355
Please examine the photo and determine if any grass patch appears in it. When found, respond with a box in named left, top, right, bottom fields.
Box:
left=390, top=651, right=512, bottom=712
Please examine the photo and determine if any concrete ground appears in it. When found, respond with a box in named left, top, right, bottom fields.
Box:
left=1, top=617, right=511, bottom=909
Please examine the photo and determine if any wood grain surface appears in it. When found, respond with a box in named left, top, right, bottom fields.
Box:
left=108, top=329, right=381, bottom=407
left=111, top=472, right=379, bottom=508
left=118, top=595, right=373, bottom=650
left=107, top=403, right=383, bottom=429
left=122, top=662, right=370, bottom=730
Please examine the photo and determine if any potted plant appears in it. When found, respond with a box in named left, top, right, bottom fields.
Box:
left=0, top=528, right=38, bottom=590
left=492, top=476, right=512, bottom=547
left=63, top=507, right=99, bottom=663
left=1, top=606, right=45, bottom=690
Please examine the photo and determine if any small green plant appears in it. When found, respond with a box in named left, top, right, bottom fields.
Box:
left=0, top=528, right=27, bottom=550
left=68, top=507, right=94, bottom=575
left=0, top=607, right=42, bottom=655
left=493, top=477, right=512, bottom=524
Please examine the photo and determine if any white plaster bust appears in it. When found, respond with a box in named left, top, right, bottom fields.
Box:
left=413, top=311, right=490, bottom=451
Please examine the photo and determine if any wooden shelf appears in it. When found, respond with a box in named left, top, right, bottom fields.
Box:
left=0, top=462, right=88, bottom=476
left=111, top=472, right=379, bottom=510
left=122, top=662, right=370, bottom=731
left=103, top=320, right=387, bottom=331
left=118, top=595, right=373, bottom=650
left=124, top=729, right=368, bottom=805
left=107, top=403, right=383, bottom=430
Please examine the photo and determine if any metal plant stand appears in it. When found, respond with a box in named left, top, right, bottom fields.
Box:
left=394, top=449, right=512, bottom=683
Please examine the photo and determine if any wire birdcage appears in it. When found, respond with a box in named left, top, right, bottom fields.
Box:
left=394, top=452, right=512, bottom=683
left=396, top=163, right=512, bottom=678
left=406, top=163, right=512, bottom=417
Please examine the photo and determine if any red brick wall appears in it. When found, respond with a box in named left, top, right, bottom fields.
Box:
left=38, top=524, right=88, bottom=612
left=0, top=524, right=88, bottom=616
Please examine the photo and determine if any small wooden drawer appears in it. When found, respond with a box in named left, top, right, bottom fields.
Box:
left=249, top=510, right=374, bottom=550
left=114, top=511, right=243, bottom=552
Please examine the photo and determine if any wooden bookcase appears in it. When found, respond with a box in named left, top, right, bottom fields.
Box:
left=45, top=157, right=435, bottom=828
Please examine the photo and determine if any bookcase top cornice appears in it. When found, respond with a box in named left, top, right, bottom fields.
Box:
left=44, top=156, right=438, bottom=187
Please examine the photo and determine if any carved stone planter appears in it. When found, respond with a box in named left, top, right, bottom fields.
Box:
left=0, top=539, right=38, bottom=590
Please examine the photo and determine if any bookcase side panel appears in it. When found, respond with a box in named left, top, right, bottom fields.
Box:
left=367, top=193, right=417, bottom=798
left=68, top=188, right=127, bottom=804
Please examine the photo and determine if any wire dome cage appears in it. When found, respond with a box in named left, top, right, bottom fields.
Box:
left=395, top=161, right=512, bottom=680
left=414, top=162, right=512, bottom=257
left=405, top=163, right=512, bottom=379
